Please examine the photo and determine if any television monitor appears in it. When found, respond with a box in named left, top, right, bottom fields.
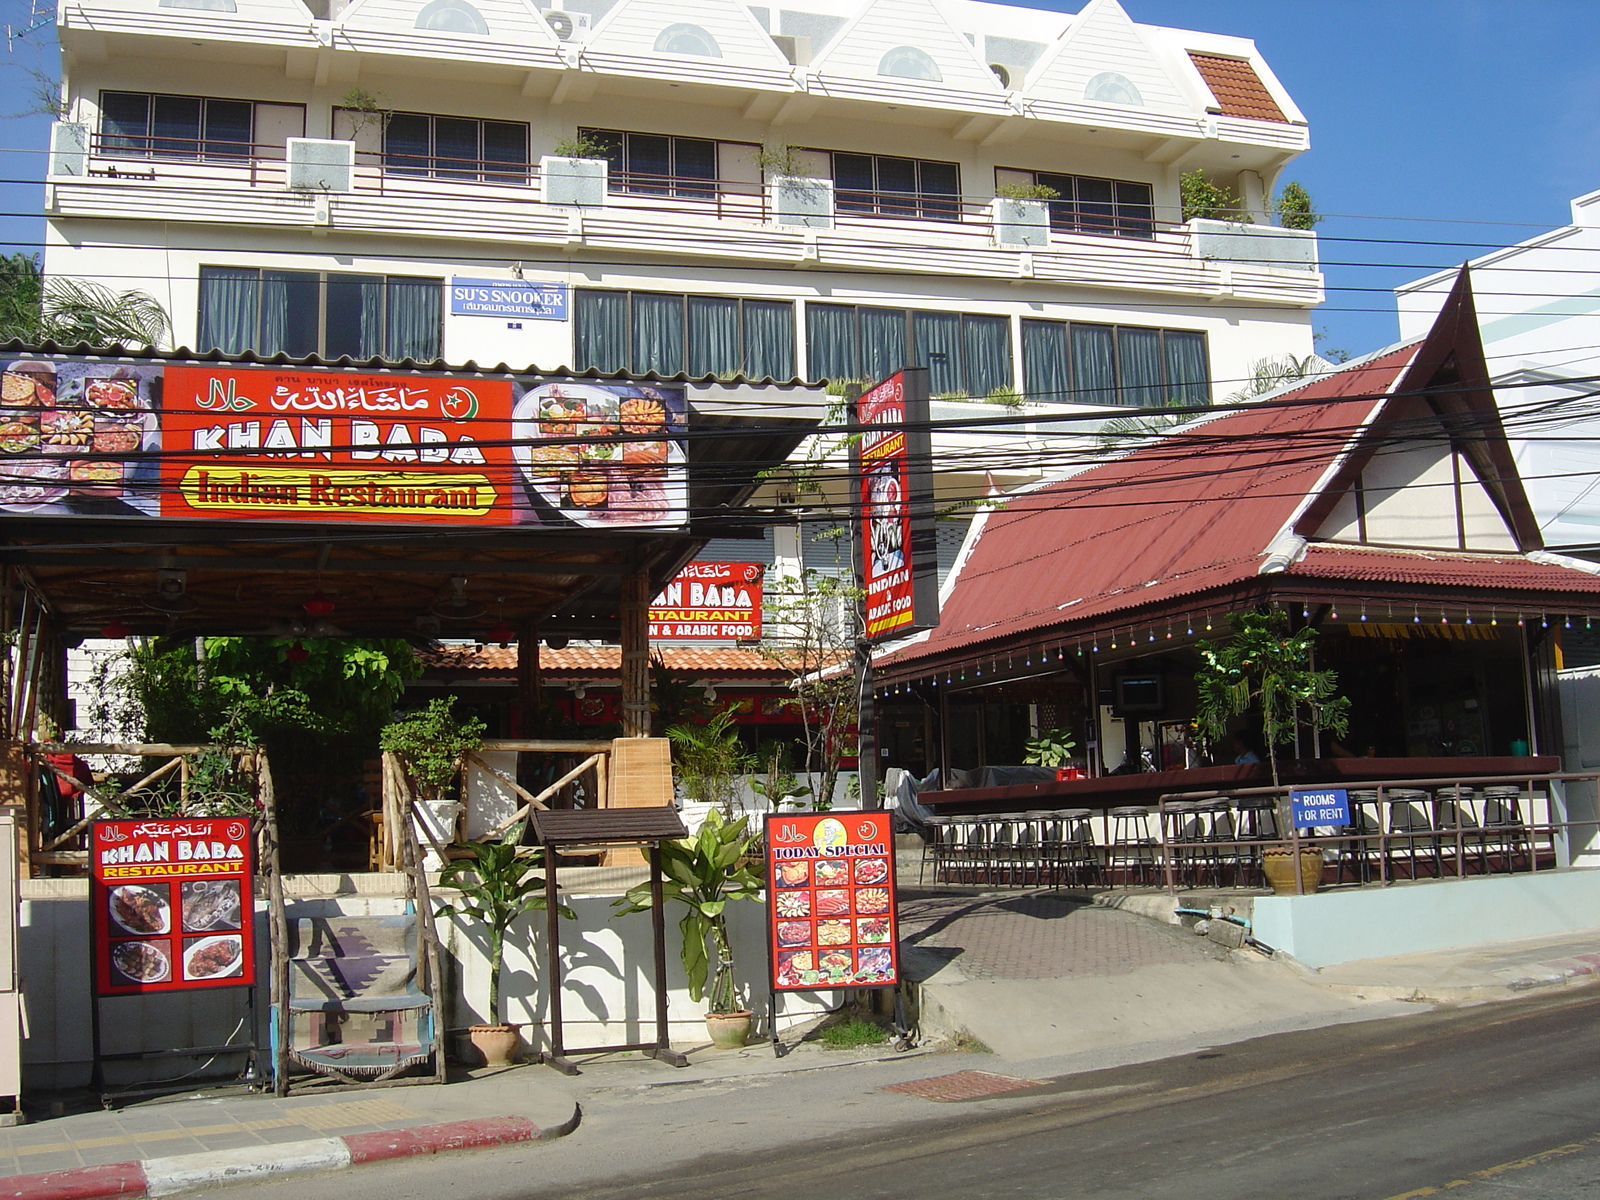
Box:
left=1114, top=673, right=1164, bottom=714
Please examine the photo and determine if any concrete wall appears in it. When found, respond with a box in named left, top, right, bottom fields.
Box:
left=1252, top=868, right=1600, bottom=969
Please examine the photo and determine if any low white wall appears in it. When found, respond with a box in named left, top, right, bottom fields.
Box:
left=1253, top=868, right=1600, bottom=968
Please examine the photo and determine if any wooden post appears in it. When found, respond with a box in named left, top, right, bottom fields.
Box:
left=620, top=569, right=651, bottom=739
left=515, top=622, right=541, bottom=738
left=395, top=794, right=449, bottom=1085
left=259, top=753, right=292, bottom=1098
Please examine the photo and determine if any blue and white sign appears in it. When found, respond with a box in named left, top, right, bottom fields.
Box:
left=449, top=278, right=568, bottom=321
left=1291, top=788, right=1350, bottom=830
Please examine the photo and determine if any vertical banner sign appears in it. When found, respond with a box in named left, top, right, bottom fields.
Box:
left=648, top=562, right=764, bottom=640
left=854, top=369, right=938, bottom=642
left=766, top=812, right=899, bottom=991
left=91, top=818, right=255, bottom=997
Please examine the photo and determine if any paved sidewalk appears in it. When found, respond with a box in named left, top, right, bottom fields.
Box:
left=1310, top=925, right=1600, bottom=1001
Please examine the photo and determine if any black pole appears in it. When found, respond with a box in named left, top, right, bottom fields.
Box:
left=649, top=845, right=669, bottom=1052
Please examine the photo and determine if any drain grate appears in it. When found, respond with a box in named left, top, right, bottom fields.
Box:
left=883, top=1070, right=1044, bottom=1102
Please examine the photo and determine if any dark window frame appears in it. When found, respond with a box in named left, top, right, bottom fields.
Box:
left=98, top=90, right=274, bottom=161
left=830, top=151, right=960, bottom=220
left=577, top=127, right=738, bottom=200
left=197, top=266, right=444, bottom=361
left=572, top=288, right=797, bottom=379
left=1020, top=317, right=1209, bottom=408
left=373, top=110, right=530, bottom=183
left=1002, top=168, right=1156, bottom=240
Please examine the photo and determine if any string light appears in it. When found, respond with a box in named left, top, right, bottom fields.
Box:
left=1440, top=610, right=1448, bottom=624
left=1092, top=636, right=1100, bottom=653
left=1148, top=629, right=1156, bottom=643
left=1413, top=605, right=1421, bottom=624
left=1186, top=615, right=1194, bottom=635
left=1165, top=621, right=1173, bottom=640
left=1465, top=608, right=1473, bottom=625
left=1490, top=608, right=1498, bottom=626
left=1360, top=604, right=1367, bottom=622
left=1329, top=605, right=1339, bottom=621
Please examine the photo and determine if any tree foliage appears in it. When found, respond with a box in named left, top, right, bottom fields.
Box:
left=1274, top=180, right=1321, bottom=230
left=379, top=696, right=486, bottom=802
left=0, top=256, right=172, bottom=349
left=665, top=708, right=751, bottom=814
left=1180, top=169, right=1247, bottom=222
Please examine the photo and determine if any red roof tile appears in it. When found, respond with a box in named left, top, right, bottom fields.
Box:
left=1189, top=53, right=1289, bottom=123
left=418, top=644, right=786, bottom=680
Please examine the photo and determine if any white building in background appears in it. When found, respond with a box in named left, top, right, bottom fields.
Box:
left=44, top=0, right=1322, bottom=567
left=1397, top=190, right=1600, bottom=551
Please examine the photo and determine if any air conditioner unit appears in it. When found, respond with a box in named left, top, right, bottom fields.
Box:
left=286, top=138, right=354, bottom=194
left=540, top=7, right=590, bottom=41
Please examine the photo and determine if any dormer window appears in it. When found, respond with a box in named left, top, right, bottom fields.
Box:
left=1085, top=72, right=1142, bottom=106
left=415, top=0, right=488, bottom=35
left=654, top=23, right=721, bottom=57
left=877, top=45, right=941, bottom=82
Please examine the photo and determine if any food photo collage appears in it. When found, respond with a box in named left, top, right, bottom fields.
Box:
left=102, top=878, right=248, bottom=991
left=769, top=816, right=899, bottom=991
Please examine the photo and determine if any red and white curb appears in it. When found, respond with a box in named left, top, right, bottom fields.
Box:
left=0, top=1114, right=569, bottom=1200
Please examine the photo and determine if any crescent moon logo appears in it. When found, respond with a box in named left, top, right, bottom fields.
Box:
left=856, top=820, right=877, bottom=841
left=226, top=821, right=246, bottom=841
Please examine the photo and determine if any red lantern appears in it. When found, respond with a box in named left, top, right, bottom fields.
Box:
left=100, top=618, right=130, bottom=639
left=486, top=621, right=516, bottom=647
left=285, top=641, right=311, bottom=664
left=303, top=591, right=335, bottom=617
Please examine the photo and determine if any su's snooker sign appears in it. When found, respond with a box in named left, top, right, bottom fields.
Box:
left=853, top=369, right=938, bottom=642
left=91, top=818, right=256, bottom=997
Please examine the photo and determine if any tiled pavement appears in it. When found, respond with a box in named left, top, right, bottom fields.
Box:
left=897, top=890, right=1223, bottom=980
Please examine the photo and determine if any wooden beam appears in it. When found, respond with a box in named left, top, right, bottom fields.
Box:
left=620, top=570, right=650, bottom=738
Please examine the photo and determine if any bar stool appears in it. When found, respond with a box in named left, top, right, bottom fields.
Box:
left=1162, top=800, right=1203, bottom=889
left=1386, top=788, right=1437, bottom=878
left=1434, top=786, right=1486, bottom=876
left=1108, top=805, right=1158, bottom=887
left=1339, top=790, right=1381, bottom=884
left=1193, top=797, right=1234, bottom=889
left=1057, top=809, right=1098, bottom=888
left=1232, top=797, right=1278, bottom=887
left=920, top=816, right=951, bottom=884
left=941, top=816, right=985, bottom=884
left=1482, top=785, right=1528, bottom=872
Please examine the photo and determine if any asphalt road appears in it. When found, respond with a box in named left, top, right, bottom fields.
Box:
left=210, top=989, right=1600, bottom=1200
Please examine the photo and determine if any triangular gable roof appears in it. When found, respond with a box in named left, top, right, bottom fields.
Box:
left=1022, top=0, right=1192, bottom=113
left=583, top=0, right=791, bottom=69
left=877, top=272, right=1588, bottom=678
left=338, top=0, right=561, bottom=50
left=809, top=0, right=1006, bottom=99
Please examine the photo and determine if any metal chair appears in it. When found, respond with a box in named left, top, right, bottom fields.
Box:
left=1434, top=786, right=1486, bottom=876
left=1232, top=796, right=1278, bottom=887
left=1057, top=808, right=1099, bottom=888
left=1386, top=788, right=1437, bottom=878
left=1338, top=790, right=1382, bottom=884
left=1108, top=805, right=1158, bottom=887
left=1482, top=785, right=1529, bottom=872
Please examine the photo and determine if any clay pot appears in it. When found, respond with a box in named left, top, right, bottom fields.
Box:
left=468, top=1023, right=522, bottom=1066
left=705, top=1010, right=753, bottom=1049
left=1261, top=846, right=1326, bottom=895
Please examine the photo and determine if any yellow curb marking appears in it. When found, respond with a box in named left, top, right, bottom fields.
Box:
left=1381, top=1128, right=1600, bottom=1198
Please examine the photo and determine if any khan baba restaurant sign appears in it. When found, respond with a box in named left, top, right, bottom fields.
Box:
left=649, top=562, right=763, bottom=640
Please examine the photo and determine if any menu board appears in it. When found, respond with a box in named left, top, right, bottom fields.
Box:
left=765, top=812, right=899, bottom=992
left=91, top=818, right=255, bottom=997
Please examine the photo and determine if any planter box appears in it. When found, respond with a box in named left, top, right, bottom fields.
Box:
left=49, top=122, right=89, bottom=178
left=287, top=137, right=354, bottom=193
left=767, top=174, right=833, bottom=229
left=541, top=155, right=608, bottom=207
left=1190, top=218, right=1318, bottom=271
left=991, top=197, right=1050, bottom=248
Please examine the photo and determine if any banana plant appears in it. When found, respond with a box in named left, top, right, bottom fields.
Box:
left=612, top=810, right=764, bottom=1014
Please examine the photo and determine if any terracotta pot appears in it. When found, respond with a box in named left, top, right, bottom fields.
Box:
left=1261, top=846, right=1326, bottom=895
left=468, top=1023, right=522, bottom=1066
left=705, top=1010, right=753, bottom=1049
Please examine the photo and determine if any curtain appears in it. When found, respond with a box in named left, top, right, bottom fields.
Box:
left=1164, top=331, right=1209, bottom=406
left=742, top=300, right=795, bottom=380
left=631, top=292, right=685, bottom=375
left=858, top=307, right=907, bottom=386
left=912, top=310, right=962, bottom=397
left=574, top=290, right=627, bottom=372
left=1021, top=320, right=1069, bottom=403
left=1069, top=323, right=1117, bottom=406
left=806, top=303, right=857, bottom=382
left=197, top=268, right=260, bottom=354
left=261, top=270, right=319, bottom=357
left=962, top=315, right=1011, bottom=398
left=385, top=277, right=441, bottom=361
left=687, top=296, right=739, bottom=377
left=384, top=113, right=431, bottom=177
left=324, top=274, right=384, bottom=360
left=100, top=92, right=152, bottom=155
left=1117, top=327, right=1163, bottom=408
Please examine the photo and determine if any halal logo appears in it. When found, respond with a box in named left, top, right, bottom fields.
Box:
left=440, top=387, right=479, bottom=421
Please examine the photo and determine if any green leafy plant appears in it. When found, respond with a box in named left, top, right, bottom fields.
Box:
left=1180, top=168, right=1248, bottom=223
left=613, top=810, right=764, bottom=1013
left=994, top=182, right=1060, bottom=201
left=1273, top=180, right=1320, bottom=230
left=1023, top=728, right=1078, bottom=767
left=986, top=385, right=1024, bottom=410
left=340, top=87, right=392, bottom=140
left=819, top=1016, right=889, bottom=1049
left=749, top=741, right=810, bottom=811
left=0, top=265, right=173, bottom=349
left=436, top=828, right=571, bottom=1025
left=552, top=134, right=611, bottom=159
left=666, top=708, right=751, bottom=815
left=756, top=144, right=817, bottom=177
left=380, top=697, right=487, bottom=803
left=1223, top=354, right=1324, bottom=404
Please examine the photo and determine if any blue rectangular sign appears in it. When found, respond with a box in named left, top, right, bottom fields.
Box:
left=449, top=278, right=568, bottom=321
left=1291, top=788, right=1350, bottom=830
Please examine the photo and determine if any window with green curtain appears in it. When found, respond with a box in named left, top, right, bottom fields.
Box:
left=858, top=307, right=907, bottom=385
left=742, top=300, right=795, bottom=380
left=1021, top=319, right=1069, bottom=403
left=385, top=277, right=441, bottom=361
left=912, top=310, right=962, bottom=396
left=260, top=270, right=319, bottom=357
left=631, top=293, right=685, bottom=374
left=687, top=296, right=740, bottom=377
left=1164, top=331, right=1209, bottom=406
left=325, top=274, right=385, bottom=360
left=574, top=290, right=628, bottom=372
left=197, top=267, right=260, bottom=354
left=1117, top=326, right=1163, bottom=408
left=1069, top=323, right=1117, bottom=405
left=962, top=314, right=1011, bottom=397
left=806, top=303, right=858, bottom=382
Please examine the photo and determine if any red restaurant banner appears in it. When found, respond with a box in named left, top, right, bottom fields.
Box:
left=766, top=811, right=899, bottom=992
left=854, top=369, right=938, bottom=642
left=91, top=818, right=256, bottom=997
left=649, top=562, right=764, bottom=639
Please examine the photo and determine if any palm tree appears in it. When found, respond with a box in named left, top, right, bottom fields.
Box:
left=0, top=254, right=172, bottom=348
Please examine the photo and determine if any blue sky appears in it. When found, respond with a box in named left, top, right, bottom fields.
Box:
left=0, top=0, right=1596, bottom=358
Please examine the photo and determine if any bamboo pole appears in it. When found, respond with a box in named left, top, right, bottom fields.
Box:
left=485, top=754, right=602, bottom=839
left=258, top=753, right=291, bottom=1098
left=396, top=791, right=449, bottom=1085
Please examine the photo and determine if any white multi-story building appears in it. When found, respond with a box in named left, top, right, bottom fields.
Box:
left=43, top=0, right=1322, bottom=539
left=1397, top=190, right=1600, bottom=551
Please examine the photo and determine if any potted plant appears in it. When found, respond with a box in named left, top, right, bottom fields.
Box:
left=1193, top=609, right=1350, bottom=894
left=380, top=697, right=485, bottom=854
left=435, top=827, right=572, bottom=1066
left=1024, top=727, right=1081, bottom=779
left=666, top=708, right=751, bottom=817
left=612, top=810, right=764, bottom=1048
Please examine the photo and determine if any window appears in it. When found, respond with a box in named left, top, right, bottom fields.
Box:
left=198, top=268, right=443, bottom=361
left=805, top=305, right=1011, bottom=398
left=1021, top=171, right=1154, bottom=239
left=382, top=112, right=528, bottom=182
left=654, top=22, right=721, bottom=56
left=1085, top=71, right=1142, bottom=106
left=832, top=153, right=959, bottom=220
left=99, top=92, right=258, bottom=160
left=877, top=46, right=942, bottom=81
left=1020, top=319, right=1207, bottom=407
left=579, top=128, right=718, bottom=199
left=416, top=0, right=488, bottom=33
left=573, top=290, right=796, bottom=379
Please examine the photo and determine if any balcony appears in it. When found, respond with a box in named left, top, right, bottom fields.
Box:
left=45, top=127, right=1323, bottom=307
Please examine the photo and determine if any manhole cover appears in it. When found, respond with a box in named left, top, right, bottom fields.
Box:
left=883, top=1070, right=1043, bottom=1101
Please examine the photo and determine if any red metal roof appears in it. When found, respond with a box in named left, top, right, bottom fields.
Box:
left=1290, top=544, right=1600, bottom=593
left=418, top=644, right=786, bottom=680
left=1188, top=53, right=1289, bottom=123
